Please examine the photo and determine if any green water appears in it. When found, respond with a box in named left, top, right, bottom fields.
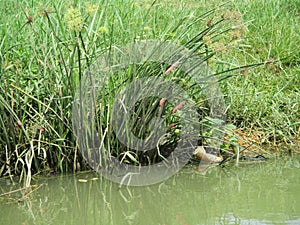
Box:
left=1, top=157, right=300, bottom=225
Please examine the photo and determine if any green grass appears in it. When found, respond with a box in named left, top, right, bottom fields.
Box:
left=225, top=0, right=300, bottom=143
left=0, top=0, right=299, bottom=181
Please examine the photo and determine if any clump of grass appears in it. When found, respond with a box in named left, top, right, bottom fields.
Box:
left=72, top=1, right=266, bottom=169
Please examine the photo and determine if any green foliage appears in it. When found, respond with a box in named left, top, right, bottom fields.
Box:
left=0, top=0, right=299, bottom=180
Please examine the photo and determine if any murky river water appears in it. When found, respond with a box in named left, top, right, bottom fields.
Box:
left=1, top=157, right=299, bottom=225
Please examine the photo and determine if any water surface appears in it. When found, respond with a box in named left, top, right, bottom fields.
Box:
left=1, top=157, right=299, bottom=225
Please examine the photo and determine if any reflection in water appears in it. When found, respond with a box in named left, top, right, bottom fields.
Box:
left=0, top=157, right=300, bottom=225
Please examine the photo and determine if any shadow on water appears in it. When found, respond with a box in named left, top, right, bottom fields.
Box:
left=0, top=157, right=300, bottom=225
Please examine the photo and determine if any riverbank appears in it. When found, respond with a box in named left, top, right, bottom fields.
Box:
left=0, top=0, right=299, bottom=179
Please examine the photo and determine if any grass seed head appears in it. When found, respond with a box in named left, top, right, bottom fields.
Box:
left=64, top=7, right=83, bottom=32
left=84, top=2, right=98, bottom=15
left=98, top=26, right=109, bottom=34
